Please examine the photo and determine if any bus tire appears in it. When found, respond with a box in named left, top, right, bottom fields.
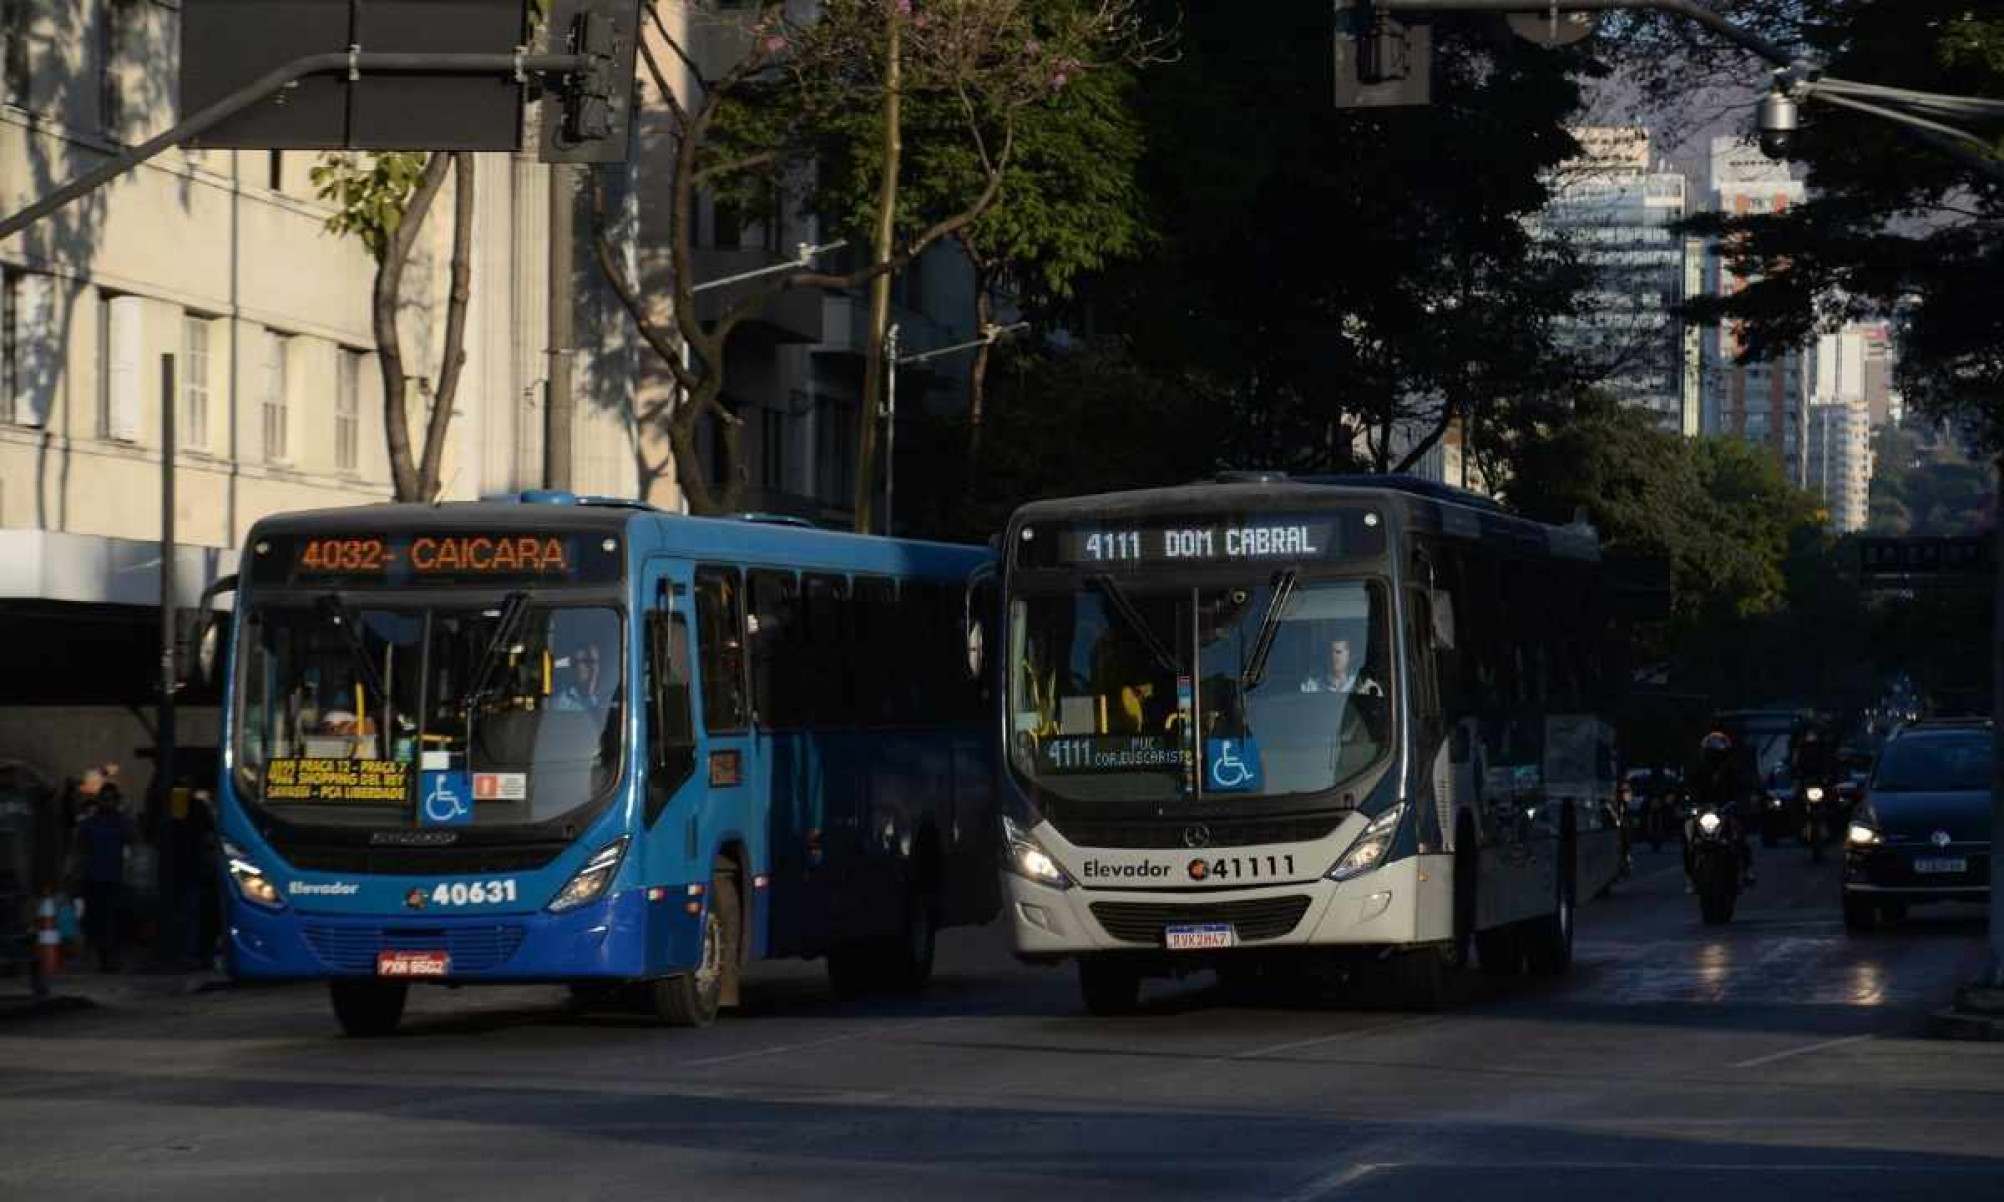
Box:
left=329, top=980, right=407, bottom=1037
left=1078, top=957, right=1142, bottom=1015
left=1525, top=845, right=1576, bottom=976
left=1387, top=947, right=1446, bottom=1011
left=1475, top=924, right=1523, bottom=976
left=652, top=871, right=737, bottom=1028
left=879, top=886, right=936, bottom=994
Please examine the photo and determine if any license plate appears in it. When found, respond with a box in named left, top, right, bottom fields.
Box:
left=377, top=950, right=450, bottom=978
left=1164, top=923, right=1237, bottom=950
left=1914, top=857, right=1968, bottom=875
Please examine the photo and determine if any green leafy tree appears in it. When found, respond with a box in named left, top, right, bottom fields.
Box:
left=311, top=151, right=476, bottom=503
left=592, top=0, right=1146, bottom=518
left=1665, top=3, right=2004, bottom=454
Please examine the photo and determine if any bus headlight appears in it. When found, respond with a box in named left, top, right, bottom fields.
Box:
left=222, top=839, right=285, bottom=910
left=1696, top=811, right=1723, bottom=836
left=1328, top=804, right=1405, bottom=882
left=547, top=837, right=629, bottom=912
left=1002, top=816, right=1073, bottom=890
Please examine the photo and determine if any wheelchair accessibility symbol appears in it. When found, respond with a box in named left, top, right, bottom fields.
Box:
left=1204, top=737, right=1262, bottom=793
left=421, top=770, right=473, bottom=826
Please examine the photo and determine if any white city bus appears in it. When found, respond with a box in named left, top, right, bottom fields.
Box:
left=997, top=473, right=1623, bottom=1011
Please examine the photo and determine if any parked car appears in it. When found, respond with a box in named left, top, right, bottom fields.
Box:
left=1842, top=719, right=1994, bottom=932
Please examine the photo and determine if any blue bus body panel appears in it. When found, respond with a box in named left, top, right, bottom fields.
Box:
left=219, top=505, right=996, bottom=985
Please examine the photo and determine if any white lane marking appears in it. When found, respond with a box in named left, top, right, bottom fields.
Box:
left=1235, top=1016, right=1442, bottom=1061
left=1284, top=1160, right=2004, bottom=1197
left=684, top=1018, right=946, bottom=1068
left=1279, top=1161, right=1385, bottom=1202
left=1731, top=1033, right=1875, bottom=1069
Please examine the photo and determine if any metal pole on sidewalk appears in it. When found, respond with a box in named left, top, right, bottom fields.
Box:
left=883, top=324, right=900, bottom=536
left=158, top=353, right=179, bottom=963
left=545, top=162, right=575, bottom=491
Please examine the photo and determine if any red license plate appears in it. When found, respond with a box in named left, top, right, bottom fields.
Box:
left=376, top=950, right=450, bottom=978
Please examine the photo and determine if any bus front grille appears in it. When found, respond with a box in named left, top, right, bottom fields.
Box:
left=1053, top=814, right=1346, bottom=850
left=303, top=924, right=528, bottom=973
left=1089, top=896, right=1312, bottom=945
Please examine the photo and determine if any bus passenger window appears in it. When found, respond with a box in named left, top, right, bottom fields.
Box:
left=646, top=609, right=696, bottom=813
left=801, top=573, right=849, bottom=724
left=748, top=570, right=801, bottom=727
left=695, top=567, right=749, bottom=732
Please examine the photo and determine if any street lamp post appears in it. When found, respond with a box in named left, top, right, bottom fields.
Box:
left=880, top=320, right=1030, bottom=536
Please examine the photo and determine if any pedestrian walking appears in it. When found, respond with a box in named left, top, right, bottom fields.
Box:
left=72, top=766, right=132, bottom=972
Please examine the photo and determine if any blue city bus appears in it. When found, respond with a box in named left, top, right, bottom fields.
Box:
left=210, top=493, right=999, bottom=1035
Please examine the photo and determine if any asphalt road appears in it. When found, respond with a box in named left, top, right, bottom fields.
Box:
left=2, top=844, right=1999, bottom=1201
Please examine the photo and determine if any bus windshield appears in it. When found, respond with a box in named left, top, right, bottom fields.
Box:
left=234, top=598, right=624, bottom=828
left=1009, top=577, right=1392, bottom=803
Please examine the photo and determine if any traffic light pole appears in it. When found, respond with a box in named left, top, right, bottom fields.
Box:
left=0, top=50, right=591, bottom=242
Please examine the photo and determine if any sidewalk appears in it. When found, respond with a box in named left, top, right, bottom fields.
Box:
left=0, top=962, right=232, bottom=1021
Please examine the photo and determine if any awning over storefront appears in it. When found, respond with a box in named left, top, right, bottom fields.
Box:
left=0, top=531, right=239, bottom=610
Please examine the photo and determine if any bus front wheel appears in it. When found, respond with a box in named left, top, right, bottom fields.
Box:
left=1078, top=957, right=1143, bottom=1015
left=329, top=980, right=407, bottom=1037
left=652, top=871, right=739, bottom=1028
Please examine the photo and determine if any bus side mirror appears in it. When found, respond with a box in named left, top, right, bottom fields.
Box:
left=196, top=614, right=227, bottom=687
left=963, top=564, right=997, bottom=682
left=965, top=619, right=985, bottom=681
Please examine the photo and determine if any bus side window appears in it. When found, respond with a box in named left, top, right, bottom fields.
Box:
left=645, top=608, right=696, bottom=823
left=1406, top=589, right=1440, bottom=720
left=801, top=573, right=849, bottom=724
left=695, top=566, right=749, bottom=732
left=748, top=569, right=801, bottom=727
left=851, top=576, right=897, bottom=726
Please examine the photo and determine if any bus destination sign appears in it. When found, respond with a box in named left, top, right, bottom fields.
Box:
left=251, top=531, right=624, bottom=586
left=1030, top=512, right=1382, bottom=569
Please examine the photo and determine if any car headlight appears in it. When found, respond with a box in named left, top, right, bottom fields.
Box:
left=1002, top=816, right=1073, bottom=890
left=1846, top=822, right=1881, bottom=847
left=1805, top=786, right=1825, bottom=803
left=1328, top=804, right=1406, bottom=882
left=222, top=838, right=284, bottom=910
left=547, top=837, right=629, bottom=912
left=1767, top=795, right=1784, bottom=810
left=1696, top=811, right=1723, bottom=836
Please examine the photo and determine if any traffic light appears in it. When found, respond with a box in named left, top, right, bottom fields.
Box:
left=1333, top=0, right=1433, bottom=109
left=540, top=0, right=643, bottom=163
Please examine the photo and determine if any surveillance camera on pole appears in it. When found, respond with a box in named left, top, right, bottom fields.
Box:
left=1756, top=85, right=1800, bottom=160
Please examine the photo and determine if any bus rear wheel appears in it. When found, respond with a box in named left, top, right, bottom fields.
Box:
left=652, top=871, right=739, bottom=1028
left=329, top=980, right=407, bottom=1037
left=1078, top=957, right=1143, bottom=1015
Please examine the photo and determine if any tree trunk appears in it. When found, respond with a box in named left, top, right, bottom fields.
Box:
left=852, top=5, right=902, bottom=534
left=416, top=153, right=476, bottom=502
left=376, top=153, right=452, bottom=502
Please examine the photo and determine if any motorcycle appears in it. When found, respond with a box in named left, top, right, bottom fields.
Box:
left=1687, top=801, right=1743, bottom=925
left=1799, top=777, right=1837, bottom=862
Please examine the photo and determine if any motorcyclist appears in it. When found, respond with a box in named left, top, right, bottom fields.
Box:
left=1688, top=729, right=1756, bottom=888
left=1791, top=725, right=1840, bottom=840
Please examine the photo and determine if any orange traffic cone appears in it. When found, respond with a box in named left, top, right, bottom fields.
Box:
left=35, top=895, right=60, bottom=979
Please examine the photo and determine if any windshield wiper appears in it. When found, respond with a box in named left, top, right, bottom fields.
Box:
left=318, top=593, right=388, bottom=707
left=1088, top=574, right=1180, bottom=677
left=1241, top=569, right=1298, bottom=691
left=460, top=591, right=532, bottom=712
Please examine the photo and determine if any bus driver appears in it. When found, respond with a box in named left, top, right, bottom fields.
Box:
left=1299, top=634, right=1382, bottom=696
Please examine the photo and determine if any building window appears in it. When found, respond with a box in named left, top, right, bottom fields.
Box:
left=3, top=0, right=29, bottom=107
left=815, top=395, right=855, bottom=507
left=99, top=0, right=129, bottom=139
left=102, top=293, right=141, bottom=441
left=761, top=406, right=786, bottom=491
left=261, top=329, right=290, bottom=463
left=268, top=150, right=283, bottom=193
left=178, top=315, right=213, bottom=451
left=335, top=348, right=361, bottom=472
left=2, top=270, right=54, bottom=428
left=712, top=197, right=741, bottom=250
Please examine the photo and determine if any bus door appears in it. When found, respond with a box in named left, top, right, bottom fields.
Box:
left=690, top=564, right=765, bottom=954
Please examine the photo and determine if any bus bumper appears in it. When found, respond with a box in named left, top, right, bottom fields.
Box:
left=1003, top=854, right=1453, bottom=958
left=226, top=888, right=706, bottom=982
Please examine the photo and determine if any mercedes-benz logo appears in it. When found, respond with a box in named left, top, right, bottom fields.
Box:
left=1932, top=830, right=1953, bottom=848
left=1183, top=824, right=1212, bottom=849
